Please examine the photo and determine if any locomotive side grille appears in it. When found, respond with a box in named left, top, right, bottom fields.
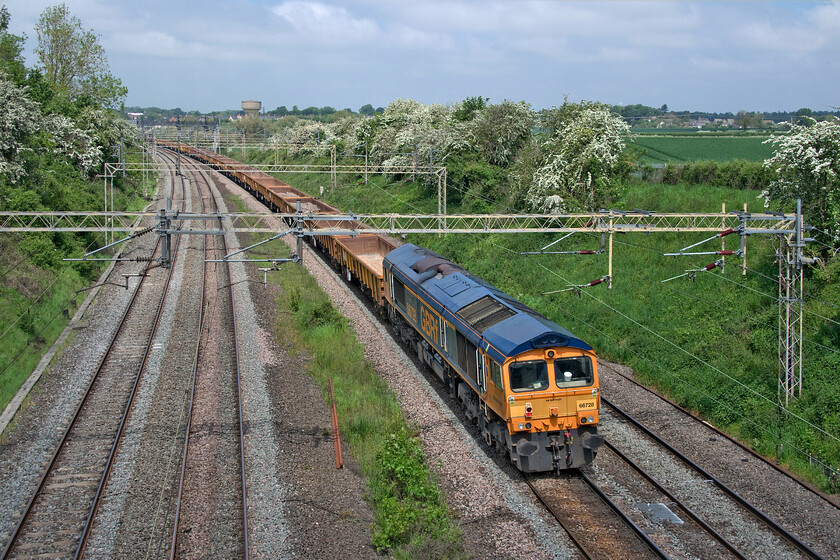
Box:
left=457, top=296, right=516, bottom=333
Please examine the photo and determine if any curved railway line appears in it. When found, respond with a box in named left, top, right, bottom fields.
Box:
left=168, top=157, right=249, bottom=559
left=1, top=162, right=186, bottom=560
left=0, top=149, right=258, bottom=559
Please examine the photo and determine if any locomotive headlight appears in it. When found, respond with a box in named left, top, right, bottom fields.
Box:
left=518, top=422, right=525, bottom=430
left=588, top=416, right=594, bottom=423
left=580, top=417, right=587, bottom=424
left=525, top=423, right=531, bottom=429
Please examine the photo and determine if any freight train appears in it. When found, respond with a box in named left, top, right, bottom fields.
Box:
left=155, top=139, right=604, bottom=472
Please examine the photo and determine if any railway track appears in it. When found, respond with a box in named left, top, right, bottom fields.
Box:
left=595, top=397, right=825, bottom=560
left=523, top=471, right=665, bottom=560
left=168, top=159, right=249, bottom=558
left=598, top=360, right=839, bottom=511
left=1, top=166, right=186, bottom=560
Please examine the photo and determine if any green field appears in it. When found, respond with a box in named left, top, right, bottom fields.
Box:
left=630, top=134, right=775, bottom=164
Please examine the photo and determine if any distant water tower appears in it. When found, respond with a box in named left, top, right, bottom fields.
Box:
left=242, top=100, right=262, bottom=118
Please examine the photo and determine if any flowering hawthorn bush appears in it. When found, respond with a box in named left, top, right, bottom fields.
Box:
left=763, top=117, right=840, bottom=250
left=527, top=101, right=630, bottom=213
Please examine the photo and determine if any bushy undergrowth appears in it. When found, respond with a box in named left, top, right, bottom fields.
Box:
left=0, top=152, right=154, bottom=413
left=658, top=159, right=772, bottom=190
left=267, top=246, right=462, bottom=558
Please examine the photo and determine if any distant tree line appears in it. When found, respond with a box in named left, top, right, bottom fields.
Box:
left=269, top=104, right=385, bottom=117
left=611, top=103, right=839, bottom=127
left=125, top=104, right=388, bottom=125
left=129, top=102, right=839, bottom=129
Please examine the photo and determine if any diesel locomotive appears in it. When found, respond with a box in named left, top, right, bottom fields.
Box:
left=383, top=244, right=603, bottom=472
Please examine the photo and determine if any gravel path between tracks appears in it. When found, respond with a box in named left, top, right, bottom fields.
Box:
left=598, top=362, right=840, bottom=560
left=216, top=175, right=579, bottom=560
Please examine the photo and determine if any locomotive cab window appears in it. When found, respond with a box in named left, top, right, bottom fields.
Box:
left=509, top=360, right=549, bottom=392
left=553, top=356, right=594, bottom=388
left=488, top=359, right=502, bottom=388
left=393, top=276, right=406, bottom=308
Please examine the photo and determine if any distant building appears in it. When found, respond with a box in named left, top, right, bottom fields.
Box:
left=242, top=100, right=262, bottom=118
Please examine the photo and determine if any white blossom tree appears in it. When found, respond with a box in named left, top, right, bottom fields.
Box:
left=280, top=121, right=336, bottom=156
left=0, top=74, right=43, bottom=181
left=358, top=98, right=470, bottom=168
left=762, top=117, right=840, bottom=249
left=0, top=72, right=101, bottom=184
left=527, top=100, right=630, bottom=213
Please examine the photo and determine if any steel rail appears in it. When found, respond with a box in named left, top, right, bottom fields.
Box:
left=0, top=161, right=186, bottom=559
left=577, top=469, right=671, bottom=559
left=602, top=440, right=748, bottom=559
left=521, top=474, right=595, bottom=560
left=598, top=361, right=839, bottom=511
left=230, top=222, right=250, bottom=560
left=207, top=159, right=252, bottom=559
left=75, top=151, right=191, bottom=558
left=171, top=155, right=250, bottom=558
left=0, top=253, right=159, bottom=559
left=602, top=397, right=825, bottom=560
left=168, top=161, right=212, bottom=559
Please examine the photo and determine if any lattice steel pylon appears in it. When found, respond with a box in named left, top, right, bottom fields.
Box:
left=777, top=200, right=812, bottom=406
left=778, top=239, right=803, bottom=406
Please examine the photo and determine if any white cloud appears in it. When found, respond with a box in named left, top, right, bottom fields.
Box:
left=735, top=2, right=840, bottom=57
left=383, top=25, right=453, bottom=51
left=5, top=0, right=836, bottom=112
left=271, top=1, right=378, bottom=45
left=738, top=21, right=826, bottom=55
left=110, top=30, right=272, bottom=63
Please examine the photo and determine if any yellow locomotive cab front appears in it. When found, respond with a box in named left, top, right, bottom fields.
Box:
left=501, top=348, right=603, bottom=471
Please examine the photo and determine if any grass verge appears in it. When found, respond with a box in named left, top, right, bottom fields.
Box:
left=221, top=184, right=464, bottom=559
left=270, top=260, right=464, bottom=559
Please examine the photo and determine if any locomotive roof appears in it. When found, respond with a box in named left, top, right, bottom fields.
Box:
left=384, top=244, right=592, bottom=363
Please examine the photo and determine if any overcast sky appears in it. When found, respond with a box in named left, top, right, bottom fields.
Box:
left=3, top=0, right=838, bottom=114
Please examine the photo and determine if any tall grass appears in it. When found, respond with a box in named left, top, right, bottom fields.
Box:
left=0, top=263, right=86, bottom=410
left=272, top=262, right=463, bottom=558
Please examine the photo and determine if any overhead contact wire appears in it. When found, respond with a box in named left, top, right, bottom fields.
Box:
left=488, top=240, right=840, bottom=447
